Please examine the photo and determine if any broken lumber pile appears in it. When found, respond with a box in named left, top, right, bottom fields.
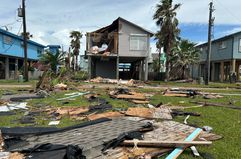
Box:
left=163, top=88, right=199, bottom=97
left=125, top=107, right=173, bottom=120
left=109, top=88, right=149, bottom=104
left=88, top=77, right=137, bottom=86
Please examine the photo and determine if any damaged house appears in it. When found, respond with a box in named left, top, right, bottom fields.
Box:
left=86, top=17, right=153, bottom=81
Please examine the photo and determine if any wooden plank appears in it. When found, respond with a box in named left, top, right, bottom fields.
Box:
left=163, top=93, right=188, bottom=97
left=165, top=128, right=202, bottom=159
left=122, top=140, right=212, bottom=148
left=115, top=94, right=146, bottom=100
left=132, top=100, right=149, bottom=104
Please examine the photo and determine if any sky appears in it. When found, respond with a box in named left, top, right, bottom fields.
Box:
left=1, top=0, right=241, bottom=54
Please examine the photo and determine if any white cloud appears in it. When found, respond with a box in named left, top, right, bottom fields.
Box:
left=2, top=0, right=241, bottom=54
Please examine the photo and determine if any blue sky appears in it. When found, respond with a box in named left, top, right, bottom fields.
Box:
left=1, top=0, right=241, bottom=53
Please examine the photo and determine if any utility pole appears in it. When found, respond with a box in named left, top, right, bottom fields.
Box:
left=22, top=0, right=28, bottom=81
left=205, top=1, right=214, bottom=85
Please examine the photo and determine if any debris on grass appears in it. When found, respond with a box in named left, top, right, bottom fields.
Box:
left=163, top=88, right=198, bottom=97
left=87, top=111, right=124, bottom=120
left=125, top=106, right=173, bottom=120
left=109, top=88, right=149, bottom=103
left=88, top=77, right=138, bottom=86
left=0, top=102, right=28, bottom=112
left=48, top=121, right=60, bottom=126
left=54, top=83, right=68, bottom=90
left=56, top=92, right=89, bottom=101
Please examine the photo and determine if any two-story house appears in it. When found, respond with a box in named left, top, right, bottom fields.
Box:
left=194, top=31, right=241, bottom=82
left=85, top=17, right=153, bottom=81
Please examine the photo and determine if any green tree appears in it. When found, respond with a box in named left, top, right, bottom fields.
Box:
left=173, top=39, right=200, bottom=79
left=40, top=50, right=65, bottom=73
left=70, top=31, right=82, bottom=71
left=153, top=0, right=181, bottom=81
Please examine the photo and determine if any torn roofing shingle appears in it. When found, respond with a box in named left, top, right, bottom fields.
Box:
left=5, top=118, right=145, bottom=158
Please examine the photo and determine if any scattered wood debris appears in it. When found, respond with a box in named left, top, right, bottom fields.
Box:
left=8, top=152, right=25, bottom=159
left=203, top=94, right=223, bottom=99
left=54, top=83, right=68, bottom=90
left=125, top=107, right=173, bottom=120
left=132, top=100, right=149, bottom=104
left=88, top=77, right=137, bottom=86
left=109, top=88, right=149, bottom=103
left=87, top=111, right=124, bottom=120
left=163, top=88, right=198, bottom=97
left=48, top=107, right=89, bottom=120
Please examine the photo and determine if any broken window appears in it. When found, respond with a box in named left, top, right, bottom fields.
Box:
left=218, top=41, right=227, bottom=49
left=130, top=34, right=147, bottom=51
left=3, top=35, right=13, bottom=45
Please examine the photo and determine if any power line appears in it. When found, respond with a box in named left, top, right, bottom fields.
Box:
left=214, top=0, right=241, bottom=24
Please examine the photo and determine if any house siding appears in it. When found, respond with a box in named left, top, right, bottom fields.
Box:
left=118, top=19, right=149, bottom=57
left=199, top=37, right=233, bottom=62
left=0, top=32, right=44, bottom=60
left=233, top=34, right=241, bottom=59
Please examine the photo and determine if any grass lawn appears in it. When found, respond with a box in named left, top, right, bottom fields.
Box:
left=0, top=81, right=241, bottom=158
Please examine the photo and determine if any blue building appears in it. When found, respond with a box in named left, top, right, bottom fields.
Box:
left=0, top=28, right=45, bottom=79
left=45, top=45, right=61, bottom=54
left=193, top=31, right=241, bottom=82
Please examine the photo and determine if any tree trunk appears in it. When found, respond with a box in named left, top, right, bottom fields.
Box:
left=165, top=37, right=172, bottom=81
left=182, top=65, right=185, bottom=79
left=71, top=56, right=75, bottom=71
left=158, top=49, right=161, bottom=73
left=75, top=55, right=78, bottom=71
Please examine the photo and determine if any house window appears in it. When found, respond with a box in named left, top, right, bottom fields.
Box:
left=37, top=48, right=43, bottom=56
left=3, top=35, right=13, bottom=45
left=219, top=41, right=227, bottom=49
left=130, top=34, right=147, bottom=51
left=239, top=39, right=241, bottom=52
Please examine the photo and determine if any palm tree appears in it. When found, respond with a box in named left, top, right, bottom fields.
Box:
left=40, top=50, right=65, bottom=73
left=173, top=39, right=200, bottom=79
left=70, top=31, right=82, bottom=71
left=153, top=0, right=181, bottom=81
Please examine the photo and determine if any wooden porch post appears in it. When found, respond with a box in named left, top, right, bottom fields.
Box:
left=236, top=61, right=240, bottom=81
left=15, top=58, right=19, bottom=79
left=211, top=62, right=215, bottom=81
left=116, top=56, right=119, bottom=80
left=232, top=59, right=236, bottom=73
left=220, top=61, right=224, bottom=82
left=138, top=61, right=142, bottom=80
left=5, top=57, right=9, bottom=79
left=144, top=57, right=148, bottom=81
left=88, top=56, right=91, bottom=79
